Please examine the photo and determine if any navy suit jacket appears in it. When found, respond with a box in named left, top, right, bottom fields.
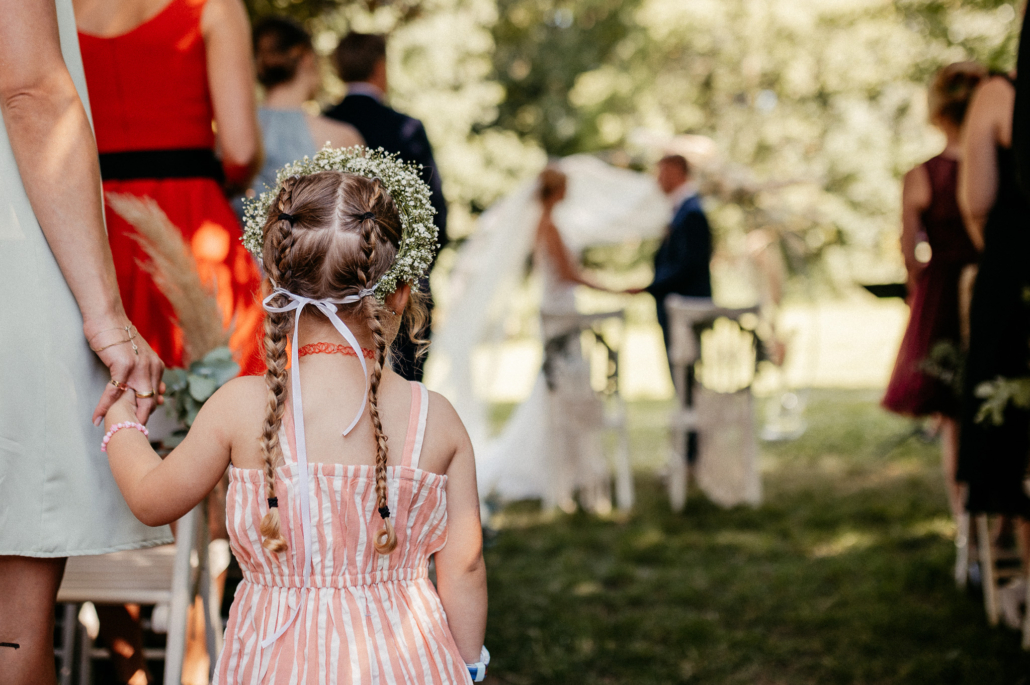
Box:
left=647, top=194, right=712, bottom=302
left=324, top=94, right=448, bottom=253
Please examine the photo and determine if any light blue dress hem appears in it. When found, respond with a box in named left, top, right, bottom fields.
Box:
left=1, top=531, right=176, bottom=558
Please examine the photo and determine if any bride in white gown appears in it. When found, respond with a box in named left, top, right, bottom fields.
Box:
left=427, top=156, right=670, bottom=508
left=487, top=168, right=615, bottom=511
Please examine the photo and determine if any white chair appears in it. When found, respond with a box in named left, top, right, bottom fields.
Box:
left=55, top=503, right=222, bottom=685
left=664, top=296, right=762, bottom=510
left=539, top=309, right=634, bottom=512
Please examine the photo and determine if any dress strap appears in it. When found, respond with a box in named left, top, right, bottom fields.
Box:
left=401, top=382, right=430, bottom=470
left=280, top=402, right=298, bottom=465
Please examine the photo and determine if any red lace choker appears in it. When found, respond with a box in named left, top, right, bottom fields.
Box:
left=297, top=342, right=376, bottom=359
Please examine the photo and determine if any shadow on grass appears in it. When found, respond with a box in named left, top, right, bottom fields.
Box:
left=483, top=390, right=1030, bottom=684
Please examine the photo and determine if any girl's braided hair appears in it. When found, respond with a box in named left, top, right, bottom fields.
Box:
left=259, top=171, right=427, bottom=555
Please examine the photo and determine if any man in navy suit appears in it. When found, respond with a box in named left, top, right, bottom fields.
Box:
left=647, top=154, right=712, bottom=347
left=325, top=33, right=448, bottom=381
left=644, top=154, right=712, bottom=465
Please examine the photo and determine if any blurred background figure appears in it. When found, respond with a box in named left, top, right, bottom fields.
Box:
left=645, top=154, right=713, bottom=347
left=326, top=31, right=448, bottom=381
left=881, top=62, right=985, bottom=521
left=74, top=0, right=265, bottom=376
left=244, top=16, right=363, bottom=207
left=476, top=167, right=618, bottom=511
left=534, top=168, right=612, bottom=316
left=639, top=153, right=713, bottom=467
left=957, top=66, right=1030, bottom=591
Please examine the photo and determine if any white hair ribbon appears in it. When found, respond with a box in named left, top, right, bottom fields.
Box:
left=258, top=286, right=374, bottom=648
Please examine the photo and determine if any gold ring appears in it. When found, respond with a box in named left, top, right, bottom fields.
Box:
left=135, top=390, right=156, bottom=399
left=110, top=379, right=128, bottom=390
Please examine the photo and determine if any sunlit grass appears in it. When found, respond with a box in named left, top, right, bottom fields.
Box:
left=483, top=390, right=1030, bottom=684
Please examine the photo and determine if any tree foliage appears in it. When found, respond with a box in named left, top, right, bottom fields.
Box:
left=240, top=0, right=1023, bottom=288
left=487, top=0, right=1022, bottom=289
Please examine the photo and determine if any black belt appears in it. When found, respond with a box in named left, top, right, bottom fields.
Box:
left=98, top=148, right=224, bottom=182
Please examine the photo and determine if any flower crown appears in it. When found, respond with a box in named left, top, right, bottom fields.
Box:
left=241, top=145, right=439, bottom=301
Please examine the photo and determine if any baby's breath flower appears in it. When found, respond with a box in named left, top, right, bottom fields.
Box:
left=241, top=145, right=438, bottom=301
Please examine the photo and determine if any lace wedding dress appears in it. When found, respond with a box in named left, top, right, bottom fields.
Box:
left=427, top=155, right=669, bottom=507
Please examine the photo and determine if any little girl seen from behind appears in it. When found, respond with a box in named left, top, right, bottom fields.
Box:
left=102, top=148, right=488, bottom=684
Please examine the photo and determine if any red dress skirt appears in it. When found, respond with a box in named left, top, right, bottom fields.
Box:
left=78, top=0, right=264, bottom=374
left=882, top=155, right=979, bottom=418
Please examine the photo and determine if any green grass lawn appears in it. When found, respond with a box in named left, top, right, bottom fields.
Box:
left=482, top=390, right=1030, bottom=684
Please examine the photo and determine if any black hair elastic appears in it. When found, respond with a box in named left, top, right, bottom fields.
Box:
left=378, top=505, right=391, bottom=519
left=267, top=497, right=278, bottom=508
left=278, top=212, right=295, bottom=224
left=358, top=212, right=376, bottom=222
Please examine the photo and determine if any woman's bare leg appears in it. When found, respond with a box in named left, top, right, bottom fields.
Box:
left=940, top=417, right=964, bottom=519
left=0, top=555, right=67, bottom=685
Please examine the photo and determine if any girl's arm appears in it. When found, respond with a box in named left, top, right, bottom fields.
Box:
left=0, top=0, right=165, bottom=425
left=202, top=0, right=262, bottom=193
left=432, top=397, right=487, bottom=665
left=959, top=77, right=1013, bottom=249
left=900, top=164, right=932, bottom=293
left=102, top=379, right=242, bottom=526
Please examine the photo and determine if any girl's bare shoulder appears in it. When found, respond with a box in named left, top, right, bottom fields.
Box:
left=418, top=390, right=473, bottom=474
left=200, top=375, right=268, bottom=430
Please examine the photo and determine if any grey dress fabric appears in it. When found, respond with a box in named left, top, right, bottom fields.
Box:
left=0, top=0, right=172, bottom=556
left=234, top=108, right=318, bottom=222
left=257, top=108, right=318, bottom=191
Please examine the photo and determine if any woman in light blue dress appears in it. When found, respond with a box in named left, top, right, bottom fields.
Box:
left=239, top=16, right=362, bottom=215
left=0, top=1, right=170, bottom=682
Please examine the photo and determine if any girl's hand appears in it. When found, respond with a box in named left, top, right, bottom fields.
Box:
left=86, top=317, right=166, bottom=426
left=103, top=380, right=167, bottom=432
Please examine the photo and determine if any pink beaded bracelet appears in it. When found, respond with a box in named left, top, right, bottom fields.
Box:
left=101, top=421, right=149, bottom=452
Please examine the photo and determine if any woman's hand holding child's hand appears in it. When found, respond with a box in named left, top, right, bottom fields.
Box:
left=103, top=381, right=166, bottom=432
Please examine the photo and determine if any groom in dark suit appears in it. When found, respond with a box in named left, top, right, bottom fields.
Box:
left=325, top=33, right=448, bottom=381
left=643, top=154, right=712, bottom=466
left=646, top=154, right=713, bottom=348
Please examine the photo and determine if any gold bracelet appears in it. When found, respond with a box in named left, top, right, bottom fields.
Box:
left=88, top=324, right=134, bottom=346
left=93, top=337, right=134, bottom=353
left=90, top=325, right=139, bottom=356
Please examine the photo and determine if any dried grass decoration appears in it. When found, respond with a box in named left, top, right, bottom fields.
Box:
left=241, top=145, right=439, bottom=300
left=105, top=193, right=240, bottom=442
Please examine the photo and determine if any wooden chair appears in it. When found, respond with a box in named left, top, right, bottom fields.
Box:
left=664, top=296, right=762, bottom=510
left=55, top=503, right=222, bottom=685
left=968, top=513, right=1030, bottom=650
left=539, top=309, right=634, bottom=512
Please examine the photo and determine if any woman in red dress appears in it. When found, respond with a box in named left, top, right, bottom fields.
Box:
left=74, top=0, right=264, bottom=375
left=882, top=62, right=985, bottom=519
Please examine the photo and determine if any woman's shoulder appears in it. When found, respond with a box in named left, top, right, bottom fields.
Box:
left=974, top=74, right=1016, bottom=105
left=308, top=114, right=365, bottom=150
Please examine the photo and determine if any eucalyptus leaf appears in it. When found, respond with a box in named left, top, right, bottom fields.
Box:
left=202, top=347, right=235, bottom=365
left=188, top=374, right=218, bottom=402
left=184, top=394, right=202, bottom=427
left=163, top=367, right=188, bottom=393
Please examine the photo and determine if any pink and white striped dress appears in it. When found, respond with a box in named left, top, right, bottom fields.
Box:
left=214, top=382, right=472, bottom=684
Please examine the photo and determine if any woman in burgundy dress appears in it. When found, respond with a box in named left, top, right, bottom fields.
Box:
left=882, top=62, right=985, bottom=519
left=74, top=0, right=265, bottom=376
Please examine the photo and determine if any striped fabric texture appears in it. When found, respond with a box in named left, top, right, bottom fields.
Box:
left=214, top=382, right=472, bottom=683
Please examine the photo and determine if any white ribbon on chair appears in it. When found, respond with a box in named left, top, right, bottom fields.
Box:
left=258, top=286, right=373, bottom=648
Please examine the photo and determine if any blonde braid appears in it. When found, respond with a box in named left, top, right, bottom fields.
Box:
left=356, top=188, right=398, bottom=555
left=258, top=178, right=299, bottom=554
